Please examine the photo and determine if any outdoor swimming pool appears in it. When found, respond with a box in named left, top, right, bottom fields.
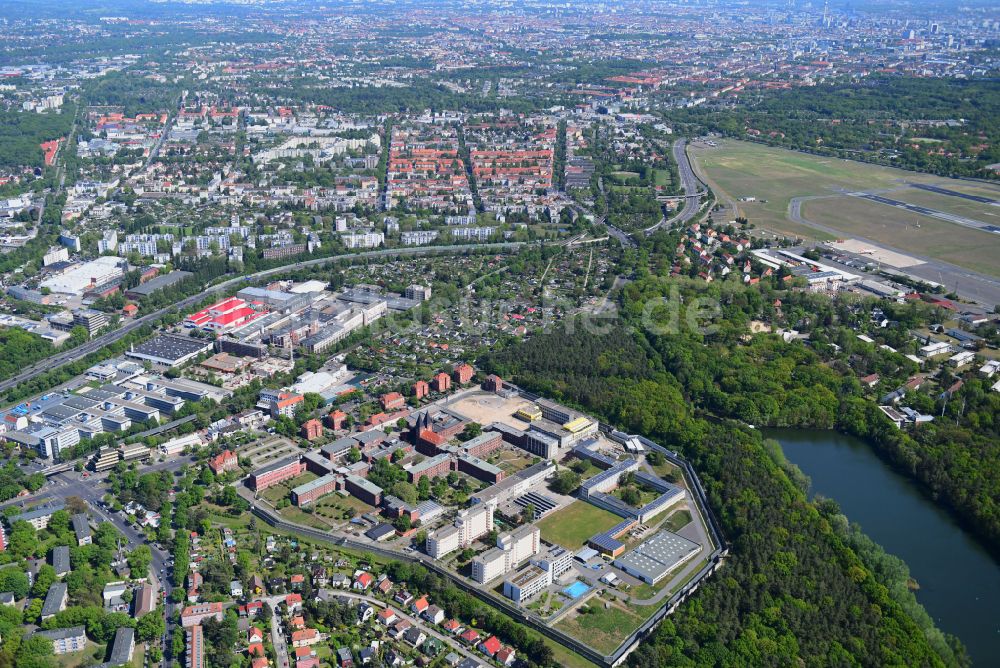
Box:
left=563, top=581, right=590, bottom=599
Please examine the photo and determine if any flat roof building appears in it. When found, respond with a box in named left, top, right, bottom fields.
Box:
left=124, top=270, right=194, bottom=299
left=126, top=334, right=213, bottom=367
left=612, top=530, right=701, bottom=585
left=502, top=565, right=550, bottom=604
left=41, top=256, right=125, bottom=295
left=470, top=460, right=554, bottom=508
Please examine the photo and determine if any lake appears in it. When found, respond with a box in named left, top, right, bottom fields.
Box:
left=767, top=428, right=1000, bottom=664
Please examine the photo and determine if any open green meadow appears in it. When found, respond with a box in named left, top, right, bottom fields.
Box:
left=535, top=500, right=622, bottom=549
left=689, top=139, right=1000, bottom=277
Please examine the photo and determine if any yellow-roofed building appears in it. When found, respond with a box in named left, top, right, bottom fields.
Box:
left=562, top=417, right=592, bottom=434
left=514, top=406, right=542, bottom=422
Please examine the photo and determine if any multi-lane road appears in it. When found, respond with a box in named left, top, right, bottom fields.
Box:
left=643, top=139, right=706, bottom=236
left=0, top=241, right=528, bottom=397
left=45, top=466, right=181, bottom=662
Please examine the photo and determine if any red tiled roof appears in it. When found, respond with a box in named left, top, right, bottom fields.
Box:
left=480, top=636, right=501, bottom=655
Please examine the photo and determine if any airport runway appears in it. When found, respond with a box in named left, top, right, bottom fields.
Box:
left=788, top=196, right=1000, bottom=308
left=908, top=183, right=1000, bottom=205
left=850, top=192, right=1000, bottom=235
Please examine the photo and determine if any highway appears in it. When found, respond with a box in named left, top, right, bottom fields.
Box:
left=643, top=139, right=705, bottom=236
left=0, top=241, right=528, bottom=397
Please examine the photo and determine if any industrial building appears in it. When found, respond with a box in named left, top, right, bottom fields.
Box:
left=124, top=270, right=194, bottom=299
left=125, top=334, right=214, bottom=367
left=185, top=297, right=267, bottom=333
left=40, top=256, right=126, bottom=295
left=0, top=372, right=224, bottom=460
left=612, top=530, right=701, bottom=585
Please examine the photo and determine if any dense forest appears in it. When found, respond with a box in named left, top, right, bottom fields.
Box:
left=480, top=268, right=970, bottom=666
left=621, top=272, right=1000, bottom=554
left=0, top=107, right=75, bottom=169
left=82, top=71, right=182, bottom=117
left=669, top=77, right=1000, bottom=178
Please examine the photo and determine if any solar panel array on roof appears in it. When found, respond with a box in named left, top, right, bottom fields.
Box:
left=512, top=492, right=557, bottom=519
left=588, top=518, right=636, bottom=554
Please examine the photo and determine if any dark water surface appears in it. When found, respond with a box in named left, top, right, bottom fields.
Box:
left=766, top=428, right=1000, bottom=664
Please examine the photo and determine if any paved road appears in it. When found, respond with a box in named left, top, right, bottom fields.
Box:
left=0, top=241, right=528, bottom=397
left=261, top=593, right=291, bottom=668
left=789, top=196, right=1000, bottom=308
left=318, top=589, right=483, bottom=663
left=141, top=111, right=174, bottom=173
left=851, top=192, right=1000, bottom=234
left=643, top=139, right=704, bottom=236
left=909, top=183, right=1000, bottom=205
left=567, top=204, right=634, bottom=248
left=53, top=469, right=179, bottom=663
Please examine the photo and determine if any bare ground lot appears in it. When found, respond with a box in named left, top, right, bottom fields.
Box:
left=446, top=390, right=536, bottom=426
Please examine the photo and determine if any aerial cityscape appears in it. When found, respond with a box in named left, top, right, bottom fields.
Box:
left=0, top=1, right=997, bottom=668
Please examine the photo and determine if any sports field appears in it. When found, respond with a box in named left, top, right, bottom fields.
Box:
left=689, top=140, right=1000, bottom=277
left=535, top=500, right=622, bottom=549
